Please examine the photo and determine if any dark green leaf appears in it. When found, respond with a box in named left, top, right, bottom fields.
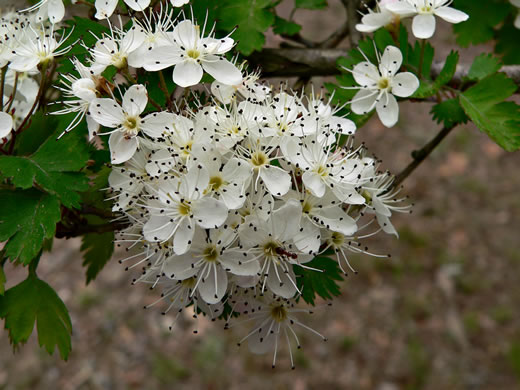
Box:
left=217, top=0, right=275, bottom=55
left=0, top=190, right=61, bottom=265
left=272, top=15, right=302, bottom=36
left=81, top=229, right=114, bottom=284
left=0, top=115, right=90, bottom=209
left=407, top=40, right=435, bottom=79
left=295, top=0, right=327, bottom=9
left=0, top=266, right=5, bottom=296
left=452, top=0, right=510, bottom=47
left=459, top=73, right=520, bottom=151
left=495, top=21, right=520, bottom=65
left=467, top=53, right=502, bottom=81
left=0, top=274, right=72, bottom=360
left=435, top=51, right=459, bottom=87
left=294, top=256, right=343, bottom=305
left=431, top=98, right=469, bottom=128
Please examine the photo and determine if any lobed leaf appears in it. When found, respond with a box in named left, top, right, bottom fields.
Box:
left=294, top=256, right=343, bottom=305
left=467, top=54, right=502, bottom=81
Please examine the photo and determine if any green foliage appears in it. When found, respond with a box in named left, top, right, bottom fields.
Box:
left=295, top=0, right=327, bottom=9
left=0, top=266, right=5, bottom=296
left=81, top=231, right=115, bottom=284
left=273, top=16, right=302, bottom=36
left=0, top=272, right=72, bottom=360
left=0, top=115, right=90, bottom=209
left=467, top=54, right=502, bottom=81
left=434, top=51, right=459, bottom=87
left=0, top=190, right=61, bottom=265
left=452, top=0, right=510, bottom=47
left=459, top=73, right=520, bottom=152
left=431, top=99, right=469, bottom=129
left=294, top=256, right=343, bottom=305
left=495, top=22, right=520, bottom=65
left=217, top=0, right=275, bottom=55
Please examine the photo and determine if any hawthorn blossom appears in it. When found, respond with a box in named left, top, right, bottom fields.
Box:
left=386, top=0, right=469, bottom=39
left=211, top=69, right=271, bottom=104
left=21, top=0, right=65, bottom=24
left=170, top=0, right=190, bottom=6
left=95, top=0, right=150, bottom=20
left=347, top=45, right=419, bottom=127
left=144, top=20, right=243, bottom=87
left=89, top=84, right=175, bottom=163
left=356, top=0, right=403, bottom=33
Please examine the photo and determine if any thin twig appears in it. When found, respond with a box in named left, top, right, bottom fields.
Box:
left=392, top=125, right=457, bottom=188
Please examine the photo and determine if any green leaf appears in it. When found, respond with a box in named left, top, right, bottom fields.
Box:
left=407, top=40, right=435, bottom=79
left=467, top=53, right=502, bottom=81
left=495, top=21, right=520, bottom=65
left=294, top=256, right=343, bottom=305
left=0, top=115, right=90, bottom=209
left=0, top=266, right=5, bottom=296
left=459, top=73, right=520, bottom=151
left=217, top=0, right=275, bottom=55
left=295, top=0, right=327, bottom=9
left=272, top=15, right=302, bottom=36
left=81, top=230, right=115, bottom=284
left=0, top=190, right=61, bottom=265
left=435, top=51, right=459, bottom=87
left=0, top=274, right=72, bottom=360
left=431, top=98, right=469, bottom=128
left=452, top=0, right=510, bottom=47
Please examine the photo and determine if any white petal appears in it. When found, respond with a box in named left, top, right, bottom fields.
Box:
left=182, top=165, right=209, bottom=197
left=302, top=171, right=326, bottom=198
left=248, top=320, right=276, bottom=355
left=373, top=196, right=392, bottom=217
left=412, top=13, right=436, bottom=39
left=350, top=89, right=378, bottom=115
left=293, top=219, right=321, bottom=254
left=94, top=0, right=118, bottom=19
left=328, top=116, right=356, bottom=135
left=163, top=252, right=198, bottom=279
left=9, top=57, right=39, bottom=72
left=72, top=79, right=97, bottom=101
left=0, top=112, right=13, bottom=138
left=173, top=218, right=195, bottom=255
left=202, top=57, right=243, bottom=86
left=143, top=215, right=176, bottom=242
left=173, top=61, right=203, bottom=87
left=173, top=20, right=198, bottom=49
left=124, top=0, right=150, bottom=12
left=198, top=265, right=228, bottom=304
left=511, top=0, right=520, bottom=6
left=434, top=6, right=469, bottom=23
left=316, top=210, right=358, bottom=236
left=385, top=1, right=417, bottom=16
left=516, top=13, right=520, bottom=29
left=356, top=12, right=394, bottom=32
left=141, top=112, right=175, bottom=138
left=143, top=46, right=183, bottom=71
left=123, top=84, right=148, bottom=117
left=220, top=186, right=246, bottom=210
left=379, top=46, right=403, bottom=77
left=222, top=158, right=251, bottom=184
left=193, top=198, right=228, bottom=229
left=266, top=265, right=298, bottom=299
left=211, top=81, right=236, bottom=104
left=260, top=165, right=291, bottom=197
left=272, top=199, right=302, bottom=242
left=86, top=115, right=100, bottom=140
left=109, top=131, right=138, bottom=164
left=377, top=214, right=398, bottom=236
left=48, top=0, right=65, bottom=23
left=220, top=251, right=260, bottom=276
left=376, top=93, right=399, bottom=128
left=90, top=98, right=124, bottom=128
left=352, top=62, right=380, bottom=87
left=392, top=72, right=419, bottom=97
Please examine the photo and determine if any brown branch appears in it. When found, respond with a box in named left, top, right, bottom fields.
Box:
left=247, top=48, right=520, bottom=86
left=55, top=221, right=129, bottom=239
left=392, top=125, right=457, bottom=188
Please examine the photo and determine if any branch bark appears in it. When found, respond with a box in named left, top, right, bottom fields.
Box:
left=247, top=48, right=520, bottom=86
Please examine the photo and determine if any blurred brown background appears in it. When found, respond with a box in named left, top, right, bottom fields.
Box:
left=1, top=1, right=520, bottom=389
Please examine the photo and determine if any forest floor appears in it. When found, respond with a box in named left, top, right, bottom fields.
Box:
left=2, top=1, right=520, bottom=389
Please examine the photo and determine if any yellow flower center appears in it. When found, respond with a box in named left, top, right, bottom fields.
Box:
left=377, top=77, right=390, bottom=90
left=251, top=151, right=268, bottom=168
left=203, top=245, right=219, bottom=262
left=178, top=200, right=191, bottom=216
left=187, top=49, right=200, bottom=59
left=263, top=241, right=279, bottom=258
left=270, top=305, right=288, bottom=323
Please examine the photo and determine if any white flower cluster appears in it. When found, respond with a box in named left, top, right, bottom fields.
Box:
left=102, top=79, right=409, bottom=359
left=357, top=0, right=469, bottom=39
left=0, top=10, right=71, bottom=139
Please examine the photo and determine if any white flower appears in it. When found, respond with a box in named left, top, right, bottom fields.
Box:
left=9, top=25, right=73, bottom=72
left=89, top=84, right=175, bottom=163
left=347, top=45, right=419, bottom=127
left=386, top=0, right=469, bottom=39
left=0, top=112, right=14, bottom=139
left=21, top=0, right=65, bottom=24
left=211, top=69, right=271, bottom=104
left=511, top=0, right=520, bottom=29
left=142, top=164, right=228, bottom=255
left=89, top=24, right=146, bottom=72
left=144, top=20, right=243, bottom=87
left=235, top=295, right=326, bottom=368
left=95, top=0, right=151, bottom=20
left=356, top=0, right=402, bottom=33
